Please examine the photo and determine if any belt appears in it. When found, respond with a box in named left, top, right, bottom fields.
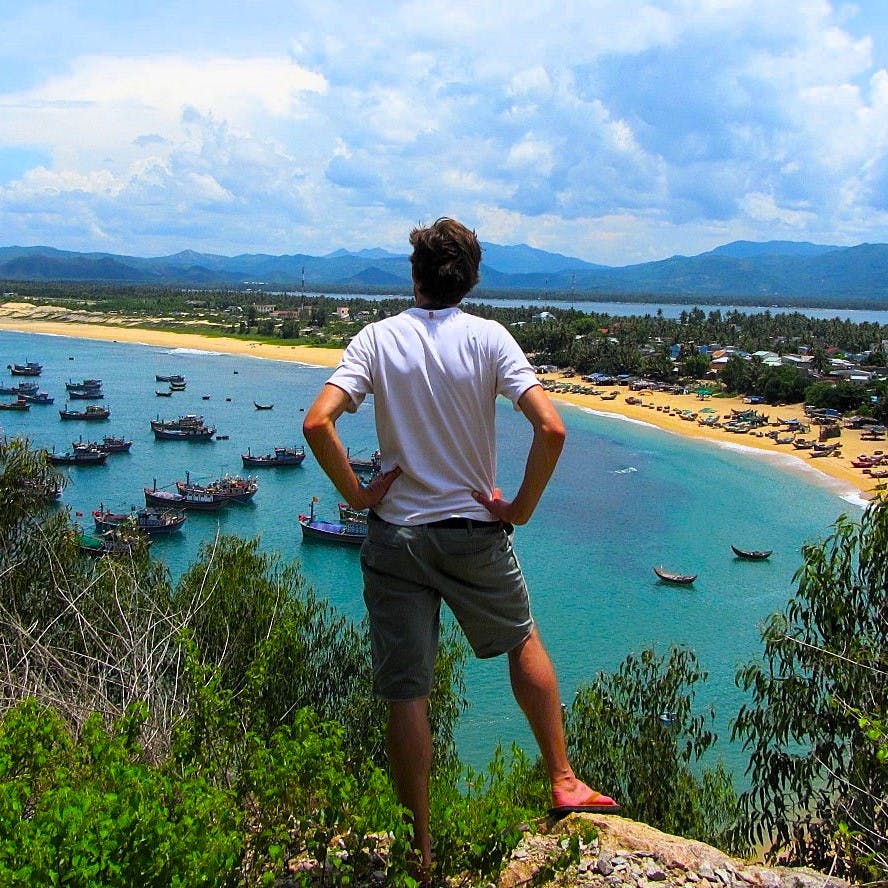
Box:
left=368, top=511, right=500, bottom=529
left=426, top=517, right=501, bottom=529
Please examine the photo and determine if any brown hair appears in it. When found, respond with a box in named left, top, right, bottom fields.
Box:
left=409, top=217, right=482, bottom=306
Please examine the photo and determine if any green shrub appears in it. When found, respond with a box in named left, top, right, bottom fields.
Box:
left=0, top=700, right=243, bottom=888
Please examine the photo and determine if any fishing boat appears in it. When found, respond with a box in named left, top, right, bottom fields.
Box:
left=155, top=388, right=173, bottom=396
left=59, top=404, right=110, bottom=421
left=20, top=391, right=54, bottom=405
left=0, top=398, right=30, bottom=411
left=67, top=387, right=104, bottom=399
left=653, top=566, right=697, bottom=585
left=155, top=374, right=185, bottom=384
left=73, top=435, right=133, bottom=454
left=0, top=381, right=39, bottom=395
left=731, top=545, right=772, bottom=560
left=99, top=435, right=133, bottom=453
left=8, top=361, right=42, bottom=376
left=298, top=498, right=367, bottom=546
left=175, top=472, right=258, bottom=503
left=254, top=402, right=274, bottom=410
left=347, top=448, right=382, bottom=475
left=169, top=380, right=187, bottom=391
left=93, top=505, right=187, bottom=535
left=241, top=445, right=306, bottom=467
left=150, top=414, right=216, bottom=440
left=66, top=378, right=102, bottom=391
left=47, top=445, right=108, bottom=466
left=78, top=528, right=150, bottom=557
left=143, top=482, right=226, bottom=511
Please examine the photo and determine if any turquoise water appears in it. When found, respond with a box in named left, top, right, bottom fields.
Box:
left=1, top=329, right=860, bottom=777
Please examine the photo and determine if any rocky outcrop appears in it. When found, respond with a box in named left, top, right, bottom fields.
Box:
left=497, top=815, right=850, bottom=888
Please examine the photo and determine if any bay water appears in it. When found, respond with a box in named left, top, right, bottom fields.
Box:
left=1, top=328, right=861, bottom=779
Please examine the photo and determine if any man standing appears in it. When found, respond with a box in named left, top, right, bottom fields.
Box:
left=302, top=217, right=618, bottom=874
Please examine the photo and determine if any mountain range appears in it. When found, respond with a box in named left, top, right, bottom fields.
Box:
left=1, top=239, right=886, bottom=304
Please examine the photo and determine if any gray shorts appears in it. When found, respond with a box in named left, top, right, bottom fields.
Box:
left=360, top=515, right=533, bottom=701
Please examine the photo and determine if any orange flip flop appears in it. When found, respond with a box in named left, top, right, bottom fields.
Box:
left=548, top=792, right=622, bottom=818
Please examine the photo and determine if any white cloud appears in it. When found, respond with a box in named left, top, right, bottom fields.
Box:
left=0, top=1, right=887, bottom=262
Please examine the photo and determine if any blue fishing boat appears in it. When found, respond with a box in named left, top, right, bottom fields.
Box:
left=298, top=498, right=367, bottom=546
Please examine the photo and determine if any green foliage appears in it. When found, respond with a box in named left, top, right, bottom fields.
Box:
left=565, top=645, right=743, bottom=852
left=0, top=700, right=243, bottom=887
left=172, top=535, right=468, bottom=770
left=430, top=746, right=546, bottom=879
left=733, top=499, right=888, bottom=881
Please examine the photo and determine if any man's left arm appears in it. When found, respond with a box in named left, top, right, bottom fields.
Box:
left=302, top=383, right=400, bottom=509
left=472, top=383, right=565, bottom=525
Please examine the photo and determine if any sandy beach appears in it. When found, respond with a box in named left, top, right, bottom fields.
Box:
left=1, top=301, right=882, bottom=504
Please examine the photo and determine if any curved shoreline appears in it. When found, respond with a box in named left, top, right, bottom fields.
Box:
left=0, top=305, right=880, bottom=503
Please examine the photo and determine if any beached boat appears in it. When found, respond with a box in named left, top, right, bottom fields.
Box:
left=241, top=445, right=306, bottom=467
left=175, top=472, right=258, bottom=503
left=143, top=483, right=226, bottom=511
left=0, top=398, right=30, bottom=411
left=8, top=361, right=42, bottom=376
left=298, top=499, right=367, bottom=546
left=254, top=402, right=274, bottom=410
left=59, top=404, right=110, bottom=420
left=731, top=545, right=772, bottom=560
left=93, top=505, right=186, bottom=535
left=653, top=566, right=697, bottom=585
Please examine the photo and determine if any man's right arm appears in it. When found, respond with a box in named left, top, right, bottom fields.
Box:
left=302, top=383, right=400, bottom=510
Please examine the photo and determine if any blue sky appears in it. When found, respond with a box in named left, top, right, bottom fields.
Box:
left=1, top=0, right=887, bottom=265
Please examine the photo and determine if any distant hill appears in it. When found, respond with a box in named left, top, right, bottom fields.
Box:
left=1, top=239, right=886, bottom=304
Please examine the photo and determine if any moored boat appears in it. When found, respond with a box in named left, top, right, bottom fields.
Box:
left=241, top=445, right=306, bottom=467
left=47, top=447, right=108, bottom=466
left=144, top=482, right=226, bottom=511
left=347, top=448, right=382, bottom=475
left=20, top=391, right=54, bottom=405
left=0, top=398, right=30, bottom=411
left=150, top=414, right=216, bottom=440
left=155, top=373, right=185, bottom=384
left=175, top=472, right=258, bottom=503
left=59, top=404, right=110, bottom=421
left=653, top=566, right=697, bottom=585
left=73, top=435, right=133, bottom=454
left=8, top=361, right=42, bottom=376
left=731, top=545, right=772, bottom=560
left=0, top=381, right=39, bottom=395
left=254, top=402, right=274, bottom=410
left=78, top=528, right=150, bottom=557
left=93, top=505, right=187, bottom=535
left=298, top=498, right=367, bottom=546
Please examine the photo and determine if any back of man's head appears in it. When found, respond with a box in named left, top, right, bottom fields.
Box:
left=409, top=217, right=482, bottom=306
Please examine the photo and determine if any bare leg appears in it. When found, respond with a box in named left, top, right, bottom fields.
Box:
left=387, top=698, right=433, bottom=872
left=508, top=626, right=616, bottom=807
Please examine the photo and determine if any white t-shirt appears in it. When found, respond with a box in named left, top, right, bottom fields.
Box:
left=327, top=306, right=540, bottom=525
